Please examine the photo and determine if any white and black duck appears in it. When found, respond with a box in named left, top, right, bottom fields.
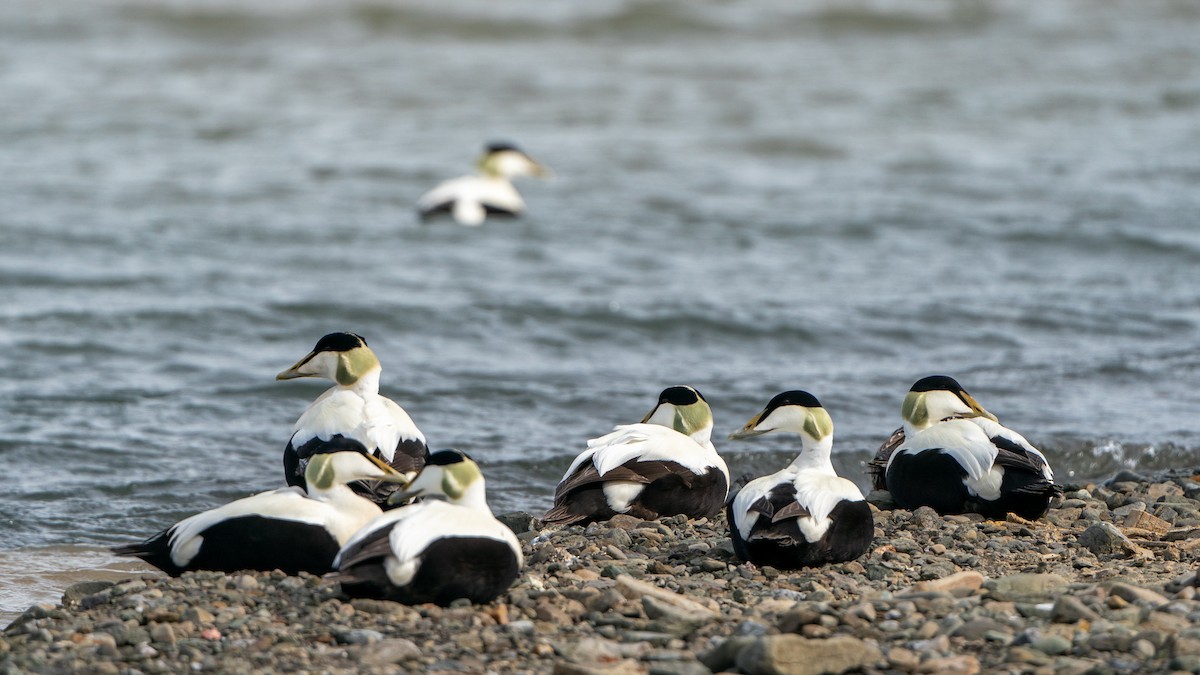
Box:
left=112, top=451, right=407, bottom=576
left=726, top=391, right=873, bottom=568
left=277, top=332, right=428, bottom=504
left=329, top=450, right=522, bottom=606
left=543, top=385, right=729, bottom=526
left=417, top=142, right=550, bottom=226
left=882, top=375, right=1060, bottom=519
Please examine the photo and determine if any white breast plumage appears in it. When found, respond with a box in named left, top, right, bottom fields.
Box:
left=290, top=387, right=423, bottom=462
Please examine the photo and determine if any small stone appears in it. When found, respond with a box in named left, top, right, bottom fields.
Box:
left=184, top=607, right=215, bottom=624
left=952, top=618, right=1010, bottom=641
left=736, top=635, right=883, bottom=675
left=986, top=574, right=1066, bottom=603
left=1051, top=596, right=1101, bottom=623
left=1078, top=523, right=1139, bottom=556
left=887, top=647, right=920, bottom=669
left=915, top=571, right=984, bottom=595
left=87, top=632, right=120, bottom=658
left=1108, top=582, right=1169, bottom=608
left=777, top=606, right=822, bottom=633
left=234, top=575, right=259, bottom=590
left=916, top=655, right=980, bottom=674
left=700, top=636, right=757, bottom=672
left=360, top=638, right=422, bottom=666
left=615, top=575, right=718, bottom=616
left=336, top=629, right=384, bottom=645
left=150, top=624, right=177, bottom=646
left=643, top=595, right=711, bottom=637
left=1031, top=634, right=1072, bottom=655
left=62, top=581, right=115, bottom=608
left=1130, top=639, right=1156, bottom=658
left=1124, top=509, right=1171, bottom=533
left=509, top=620, right=536, bottom=635
left=497, top=511, right=536, bottom=533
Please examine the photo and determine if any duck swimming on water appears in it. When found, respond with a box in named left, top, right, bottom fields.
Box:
left=277, top=332, right=428, bottom=504
left=543, top=385, right=730, bottom=526
left=882, top=375, right=1060, bottom=519
left=417, top=142, right=551, bottom=226
left=727, top=391, right=873, bottom=568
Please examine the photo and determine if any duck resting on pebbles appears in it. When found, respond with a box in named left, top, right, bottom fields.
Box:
left=329, top=450, right=522, bottom=606
left=882, top=375, right=1060, bottom=519
left=543, top=385, right=730, bottom=526
left=727, top=390, right=873, bottom=568
left=112, top=451, right=407, bottom=576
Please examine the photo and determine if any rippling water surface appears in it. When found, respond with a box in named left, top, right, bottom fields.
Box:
left=3, top=0, right=1200, bottom=620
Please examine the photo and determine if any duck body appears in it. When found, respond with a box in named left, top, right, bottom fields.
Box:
left=332, top=500, right=522, bottom=605
left=543, top=386, right=729, bottom=526
left=283, top=380, right=427, bottom=490
left=330, top=450, right=523, bottom=606
left=278, top=333, right=428, bottom=503
left=112, top=452, right=405, bottom=576
left=727, top=390, right=873, bottom=568
left=887, top=418, right=1058, bottom=519
left=417, top=142, right=549, bottom=226
left=545, top=424, right=730, bottom=525
left=417, top=175, right=526, bottom=226
left=727, top=471, right=873, bottom=569
left=882, top=375, right=1059, bottom=519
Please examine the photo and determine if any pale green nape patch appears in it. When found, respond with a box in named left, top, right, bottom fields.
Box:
left=440, top=461, right=482, bottom=500
left=901, top=391, right=928, bottom=428
left=477, top=153, right=503, bottom=177
left=335, top=347, right=380, bottom=386
left=673, top=400, right=713, bottom=436
left=803, top=407, right=834, bottom=441
left=306, top=455, right=337, bottom=491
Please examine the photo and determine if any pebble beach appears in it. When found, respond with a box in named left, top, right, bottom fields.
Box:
left=7, top=469, right=1200, bottom=674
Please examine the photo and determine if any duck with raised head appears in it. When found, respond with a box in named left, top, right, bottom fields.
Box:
left=112, top=451, right=408, bottom=576
left=277, top=332, right=429, bottom=504
left=543, top=385, right=730, bottom=526
left=329, top=450, right=523, bottom=606
left=417, top=142, right=551, bottom=226
left=727, top=391, right=873, bottom=568
left=882, top=375, right=1059, bottom=519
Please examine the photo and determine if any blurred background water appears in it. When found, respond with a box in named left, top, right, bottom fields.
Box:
left=2, top=0, right=1200, bottom=621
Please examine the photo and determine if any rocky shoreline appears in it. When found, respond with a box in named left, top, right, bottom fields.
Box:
left=7, top=469, right=1200, bottom=674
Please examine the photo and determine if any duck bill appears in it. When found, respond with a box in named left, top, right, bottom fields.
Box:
left=275, top=351, right=319, bottom=380
left=530, top=162, right=553, bottom=179
left=364, top=454, right=410, bottom=483
left=728, top=413, right=767, bottom=440
left=961, top=393, right=999, bottom=422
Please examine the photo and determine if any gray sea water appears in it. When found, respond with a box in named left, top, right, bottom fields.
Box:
left=3, top=0, right=1200, bottom=621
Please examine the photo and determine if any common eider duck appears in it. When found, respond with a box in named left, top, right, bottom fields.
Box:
left=112, top=451, right=407, bottom=576
left=883, top=375, right=1060, bottom=519
left=542, top=385, right=730, bottom=526
left=277, top=332, right=429, bottom=504
left=417, top=142, right=550, bottom=226
left=726, top=391, right=873, bottom=568
left=329, top=450, right=522, bottom=606
left=866, top=375, right=995, bottom=490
